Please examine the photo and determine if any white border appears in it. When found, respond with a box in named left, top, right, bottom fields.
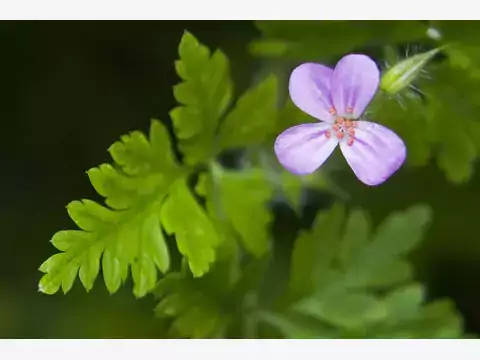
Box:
left=0, top=1, right=478, bottom=355
left=0, top=340, right=480, bottom=360
left=0, top=0, right=476, bottom=20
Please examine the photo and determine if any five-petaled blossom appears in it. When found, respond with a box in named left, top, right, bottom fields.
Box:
left=274, top=54, right=406, bottom=186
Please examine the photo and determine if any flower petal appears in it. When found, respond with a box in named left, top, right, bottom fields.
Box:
left=331, top=54, right=380, bottom=118
left=274, top=123, right=338, bottom=175
left=289, top=63, right=335, bottom=122
left=340, top=121, right=406, bottom=186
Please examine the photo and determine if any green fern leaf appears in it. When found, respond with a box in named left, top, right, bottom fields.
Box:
left=39, top=120, right=182, bottom=297
left=161, top=178, right=221, bottom=277
left=171, top=31, right=233, bottom=164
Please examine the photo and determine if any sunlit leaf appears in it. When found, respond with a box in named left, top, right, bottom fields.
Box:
left=39, top=120, right=181, bottom=297
left=161, top=178, right=221, bottom=277
left=171, top=31, right=233, bottom=164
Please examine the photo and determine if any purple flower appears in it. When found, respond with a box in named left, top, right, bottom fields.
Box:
left=274, top=54, right=406, bottom=186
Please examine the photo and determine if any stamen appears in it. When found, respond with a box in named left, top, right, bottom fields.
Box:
left=346, top=106, right=353, bottom=114
left=325, top=130, right=331, bottom=139
left=332, top=116, right=359, bottom=143
left=329, top=107, right=336, bottom=115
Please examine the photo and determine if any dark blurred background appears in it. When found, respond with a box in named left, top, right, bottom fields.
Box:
left=0, top=21, right=479, bottom=338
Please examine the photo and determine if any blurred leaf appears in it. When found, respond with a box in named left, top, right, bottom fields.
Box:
left=338, top=209, right=371, bottom=269
left=248, top=39, right=290, bottom=58
left=39, top=120, right=182, bottom=297
left=277, top=98, right=317, bottom=131
left=436, top=122, right=476, bottom=183
left=410, top=300, right=463, bottom=338
left=171, top=31, right=233, bottom=164
left=433, top=21, right=480, bottom=78
left=369, top=93, right=433, bottom=168
left=295, top=288, right=388, bottom=330
left=445, top=43, right=480, bottom=79
left=261, top=204, right=463, bottom=338
left=250, top=21, right=428, bottom=61
left=344, top=205, right=432, bottom=287
left=219, top=74, right=279, bottom=150
left=200, top=165, right=274, bottom=256
left=423, top=65, right=480, bottom=183
left=259, top=311, right=338, bottom=339
left=276, top=169, right=331, bottom=213
left=382, top=283, right=424, bottom=322
left=279, top=170, right=304, bottom=212
left=365, top=260, right=413, bottom=288
left=289, top=204, right=345, bottom=298
left=170, top=305, right=224, bottom=338
left=154, top=248, right=267, bottom=339
left=372, top=297, right=463, bottom=339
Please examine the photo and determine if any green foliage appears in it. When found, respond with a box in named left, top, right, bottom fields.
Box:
left=370, top=61, right=480, bottom=183
left=261, top=204, right=463, bottom=338
left=171, top=31, right=233, bottom=164
left=218, top=75, right=278, bottom=150
left=171, top=31, right=279, bottom=163
left=154, top=248, right=267, bottom=338
left=39, top=121, right=182, bottom=297
left=422, top=65, right=480, bottom=183
left=432, top=21, right=480, bottom=78
left=197, top=165, right=274, bottom=256
left=153, top=262, right=233, bottom=338
left=153, top=165, right=274, bottom=338
left=39, top=31, right=281, bottom=298
left=249, top=21, right=428, bottom=61
left=368, top=94, right=432, bottom=168
left=161, top=178, right=221, bottom=277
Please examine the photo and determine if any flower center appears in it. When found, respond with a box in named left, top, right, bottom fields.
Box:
left=325, top=107, right=357, bottom=146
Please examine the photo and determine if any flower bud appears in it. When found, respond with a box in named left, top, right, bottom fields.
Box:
left=380, top=47, right=441, bottom=95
